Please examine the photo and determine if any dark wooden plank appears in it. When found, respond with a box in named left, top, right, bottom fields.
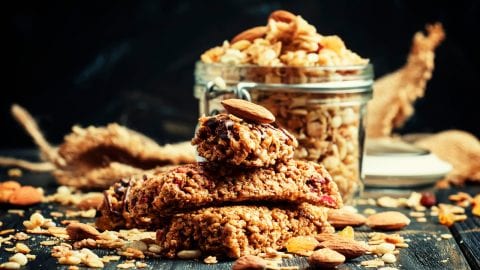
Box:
left=436, top=186, right=480, bottom=270
left=0, top=159, right=475, bottom=269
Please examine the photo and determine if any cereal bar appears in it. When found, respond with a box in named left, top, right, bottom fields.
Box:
left=97, top=160, right=342, bottom=230
left=192, top=114, right=297, bottom=167
left=156, top=203, right=333, bottom=258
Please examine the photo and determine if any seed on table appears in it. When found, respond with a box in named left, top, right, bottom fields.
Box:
left=375, top=243, right=396, bottom=254
left=9, top=253, right=28, bottom=266
left=15, top=243, right=31, bottom=254
left=31, top=213, right=45, bottom=225
left=440, top=234, right=453, bottom=239
left=177, top=249, right=201, bottom=259
left=382, top=253, right=397, bottom=263
left=0, top=262, right=21, bottom=269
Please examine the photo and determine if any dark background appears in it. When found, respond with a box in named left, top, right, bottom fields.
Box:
left=3, top=0, right=479, bottom=148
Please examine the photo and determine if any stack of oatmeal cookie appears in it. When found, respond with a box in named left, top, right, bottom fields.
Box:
left=97, top=99, right=342, bottom=258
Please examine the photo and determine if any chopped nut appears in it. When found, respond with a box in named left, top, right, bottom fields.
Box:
left=449, top=192, right=472, bottom=206
left=59, top=256, right=82, bottom=266
left=40, top=240, right=58, bottom=246
left=373, top=243, right=396, bottom=255
left=31, top=212, right=45, bottom=224
left=15, top=243, right=31, bottom=254
left=8, top=168, right=23, bottom=177
left=65, top=209, right=96, bottom=218
left=117, top=262, right=136, bottom=269
left=9, top=253, right=28, bottom=266
left=439, top=203, right=465, bottom=214
left=23, top=212, right=46, bottom=230
left=0, top=229, right=16, bottom=236
left=417, top=217, right=427, bottom=222
left=135, top=261, right=148, bottom=268
left=50, top=212, right=64, bottom=218
left=118, top=247, right=145, bottom=259
left=204, top=256, right=218, bottom=264
left=363, top=208, right=377, bottom=215
left=384, top=234, right=405, bottom=245
left=101, top=255, right=121, bottom=262
left=66, top=223, right=100, bottom=241
left=395, top=242, right=409, bottom=248
left=406, top=192, right=422, bottom=208
left=440, top=234, right=453, bottom=239
left=76, top=194, right=104, bottom=210
left=7, top=209, right=25, bottom=217
left=13, top=232, right=29, bottom=240
left=361, top=259, right=385, bottom=268
left=377, top=196, right=399, bottom=208
left=410, top=211, right=425, bottom=217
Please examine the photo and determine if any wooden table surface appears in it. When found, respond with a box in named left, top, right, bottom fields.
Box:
left=0, top=150, right=479, bottom=270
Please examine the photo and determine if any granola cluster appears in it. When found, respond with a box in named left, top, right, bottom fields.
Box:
left=201, top=10, right=367, bottom=67
left=252, top=92, right=363, bottom=201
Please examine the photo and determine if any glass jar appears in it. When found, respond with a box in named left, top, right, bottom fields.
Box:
left=194, top=62, right=373, bottom=203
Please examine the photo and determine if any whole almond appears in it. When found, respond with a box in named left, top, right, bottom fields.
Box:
left=366, top=211, right=411, bottom=230
left=269, top=10, right=296, bottom=23
left=327, top=209, right=367, bottom=228
left=66, top=223, right=100, bottom=241
left=318, top=238, right=370, bottom=259
left=308, top=248, right=345, bottom=268
left=315, top=233, right=341, bottom=243
left=77, top=194, right=104, bottom=210
left=221, top=99, right=275, bottom=124
left=231, top=26, right=267, bottom=44
left=232, top=255, right=266, bottom=270
left=8, top=186, right=43, bottom=206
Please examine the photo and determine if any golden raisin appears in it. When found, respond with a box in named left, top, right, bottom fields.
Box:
left=285, top=236, right=320, bottom=254
left=337, top=226, right=354, bottom=240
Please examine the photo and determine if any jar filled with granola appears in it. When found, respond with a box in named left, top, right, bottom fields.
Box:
left=193, top=10, right=373, bottom=202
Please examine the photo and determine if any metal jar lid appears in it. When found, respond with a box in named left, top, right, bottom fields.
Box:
left=194, top=62, right=374, bottom=115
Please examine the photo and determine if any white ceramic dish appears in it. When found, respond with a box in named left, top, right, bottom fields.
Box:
left=363, top=139, right=452, bottom=187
